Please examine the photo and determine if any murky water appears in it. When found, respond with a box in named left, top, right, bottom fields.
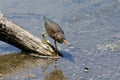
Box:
left=0, top=0, right=120, bottom=80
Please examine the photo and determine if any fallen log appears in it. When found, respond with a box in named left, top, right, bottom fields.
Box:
left=0, top=13, right=57, bottom=56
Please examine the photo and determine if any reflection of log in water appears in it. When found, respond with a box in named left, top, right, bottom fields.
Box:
left=0, top=53, right=55, bottom=76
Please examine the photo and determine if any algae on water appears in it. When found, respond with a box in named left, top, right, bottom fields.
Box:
left=98, top=40, right=120, bottom=52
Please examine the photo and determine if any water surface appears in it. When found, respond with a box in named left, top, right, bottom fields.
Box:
left=0, top=0, right=120, bottom=80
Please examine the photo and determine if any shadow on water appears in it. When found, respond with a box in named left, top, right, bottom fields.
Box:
left=60, top=50, right=74, bottom=62
left=0, top=52, right=67, bottom=80
left=0, top=41, right=20, bottom=54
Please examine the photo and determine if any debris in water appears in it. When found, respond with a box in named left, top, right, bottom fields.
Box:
left=84, top=67, right=89, bottom=73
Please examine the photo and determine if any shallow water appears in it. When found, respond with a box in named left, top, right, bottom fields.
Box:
left=0, top=0, right=120, bottom=80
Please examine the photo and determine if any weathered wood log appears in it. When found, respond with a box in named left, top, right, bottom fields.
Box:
left=0, top=13, right=57, bottom=56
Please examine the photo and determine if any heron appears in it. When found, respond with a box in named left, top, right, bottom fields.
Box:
left=42, top=17, right=68, bottom=55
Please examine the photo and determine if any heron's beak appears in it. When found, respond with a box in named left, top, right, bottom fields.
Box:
left=63, top=39, right=70, bottom=46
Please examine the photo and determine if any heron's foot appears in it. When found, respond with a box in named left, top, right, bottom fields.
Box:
left=56, top=51, right=59, bottom=56
left=41, top=38, right=52, bottom=51
left=42, top=39, right=47, bottom=44
left=42, top=38, right=50, bottom=44
left=54, top=48, right=59, bottom=56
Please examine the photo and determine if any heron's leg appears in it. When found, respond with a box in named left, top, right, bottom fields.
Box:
left=41, top=32, right=47, bottom=38
left=54, top=40, right=59, bottom=56
left=41, top=32, right=48, bottom=44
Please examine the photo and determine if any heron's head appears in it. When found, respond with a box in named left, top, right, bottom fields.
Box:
left=56, top=32, right=68, bottom=45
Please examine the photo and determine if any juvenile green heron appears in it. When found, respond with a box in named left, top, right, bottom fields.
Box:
left=42, top=17, right=68, bottom=55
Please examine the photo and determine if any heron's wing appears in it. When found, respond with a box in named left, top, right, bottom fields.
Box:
left=43, top=16, right=64, bottom=34
left=44, top=22, right=55, bottom=34
left=51, top=23, right=64, bottom=34
left=48, top=20, right=64, bottom=34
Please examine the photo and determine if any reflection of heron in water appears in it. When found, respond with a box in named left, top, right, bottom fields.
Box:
left=44, top=69, right=66, bottom=80
left=42, top=17, right=68, bottom=55
left=44, top=61, right=66, bottom=80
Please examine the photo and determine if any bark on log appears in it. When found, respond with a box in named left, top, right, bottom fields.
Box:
left=0, top=13, right=56, bottom=56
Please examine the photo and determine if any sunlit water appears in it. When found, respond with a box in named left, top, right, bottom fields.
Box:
left=0, top=0, right=120, bottom=80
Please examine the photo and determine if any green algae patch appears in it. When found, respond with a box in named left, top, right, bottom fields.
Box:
left=97, top=40, right=120, bottom=52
